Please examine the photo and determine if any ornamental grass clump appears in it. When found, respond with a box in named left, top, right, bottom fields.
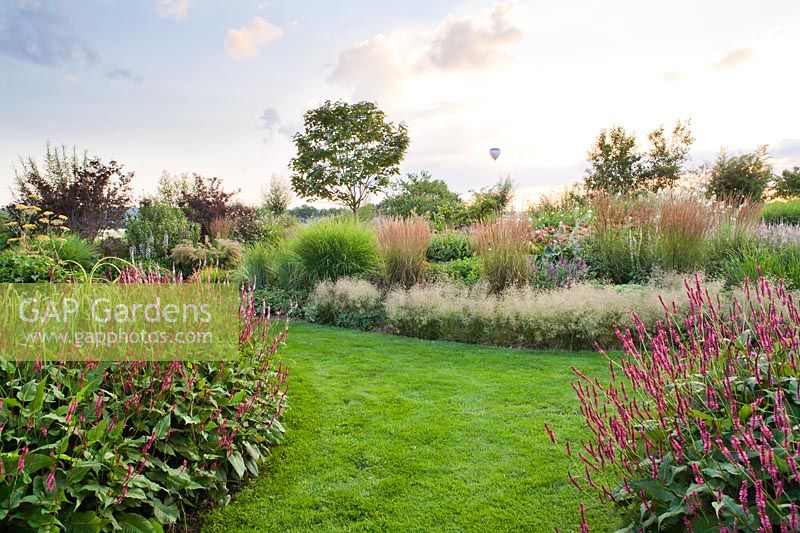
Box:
left=378, top=216, right=431, bottom=288
left=472, top=217, right=531, bottom=293
left=550, top=276, right=800, bottom=531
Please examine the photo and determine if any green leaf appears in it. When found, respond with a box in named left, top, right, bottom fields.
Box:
left=151, top=499, right=179, bottom=524
left=30, top=376, right=47, bottom=413
left=738, top=404, right=752, bottom=422
left=228, top=450, right=246, bottom=478
left=63, top=511, right=104, bottom=533
left=154, top=413, right=171, bottom=439
left=118, top=512, right=156, bottom=533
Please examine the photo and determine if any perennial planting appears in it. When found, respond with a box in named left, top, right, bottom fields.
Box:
left=550, top=275, right=800, bottom=530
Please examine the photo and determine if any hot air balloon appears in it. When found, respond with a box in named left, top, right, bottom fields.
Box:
left=489, top=147, right=501, bottom=161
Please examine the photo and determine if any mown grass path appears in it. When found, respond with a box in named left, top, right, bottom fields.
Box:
left=202, top=323, right=617, bottom=532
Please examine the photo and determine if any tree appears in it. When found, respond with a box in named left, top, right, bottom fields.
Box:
left=584, top=120, right=694, bottom=194
left=262, top=174, right=292, bottom=215
left=467, top=177, right=515, bottom=221
left=379, top=171, right=462, bottom=220
left=13, top=144, right=133, bottom=238
left=706, top=146, right=774, bottom=203
left=641, top=121, right=694, bottom=191
left=290, top=100, right=409, bottom=215
left=772, top=167, right=800, bottom=199
left=154, top=172, right=237, bottom=237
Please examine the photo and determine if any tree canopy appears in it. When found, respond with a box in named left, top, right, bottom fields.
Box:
left=584, top=121, right=694, bottom=194
left=290, top=100, right=409, bottom=215
left=13, top=144, right=133, bottom=238
left=706, top=146, right=774, bottom=202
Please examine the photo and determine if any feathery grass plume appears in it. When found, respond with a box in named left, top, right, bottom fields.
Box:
left=378, top=216, right=431, bottom=288
left=472, top=216, right=531, bottom=293
left=306, top=278, right=385, bottom=330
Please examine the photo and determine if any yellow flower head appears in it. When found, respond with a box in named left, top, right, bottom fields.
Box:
left=22, top=223, right=37, bottom=230
left=4, top=221, right=18, bottom=227
left=36, top=235, right=50, bottom=242
left=58, top=215, right=68, bottom=220
left=14, top=204, right=27, bottom=210
left=38, top=218, right=50, bottom=224
left=50, top=219, right=63, bottom=226
left=43, top=211, right=54, bottom=216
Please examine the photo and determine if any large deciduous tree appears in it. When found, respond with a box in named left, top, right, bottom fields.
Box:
left=290, top=100, right=409, bottom=215
left=13, top=144, right=133, bottom=238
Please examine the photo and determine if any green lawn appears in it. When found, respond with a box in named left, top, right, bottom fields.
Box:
left=202, top=323, right=618, bottom=532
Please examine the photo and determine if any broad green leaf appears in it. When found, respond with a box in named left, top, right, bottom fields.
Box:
left=228, top=450, right=246, bottom=478
left=63, top=511, right=104, bottom=533
left=118, top=512, right=156, bottom=533
left=154, top=413, right=171, bottom=439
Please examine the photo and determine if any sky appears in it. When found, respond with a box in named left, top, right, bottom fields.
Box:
left=1, top=0, right=800, bottom=208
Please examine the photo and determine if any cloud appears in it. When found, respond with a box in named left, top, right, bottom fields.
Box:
left=0, top=2, right=98, bottom=66
left=106, top=68, right=143, bottom=84
left=328, top=2, right=522, bottom=100
left=771, top=139, right=800, bottom=170
left=225, top=17, right=283, bottom=60
left=423, top=2, right=522, bottom=71
left=712, top=47, right=754, bottom=70
left=662, top=70, right=682, bottom=82
left=328, top=35, right=404, bottom=100
left=155, top=0, right=192, bottom=21
left=259, top=107, right=296, bottom=138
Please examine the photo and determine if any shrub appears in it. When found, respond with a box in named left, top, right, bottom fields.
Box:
left=96, top=234, right=129, bottom=259
left=378, top=171, right=465, bottom=228
left=378, top=216, right=430, bottom=288
left=0, top=298, right=287, bottom=531
left=426, top=257, right=483, bottom=285
left=384, top=280, right=716, bottom=350
left=706, top=145, right=773, bottom=202
left=550, top=276, right=800, bottom=531
left=13, top=144, right=134, bottom=239
left=527, top=187, right=589, bottom=229
left=306, top=278, right=385, bottom=330
left=762, top=199, right=800, bottom=225
left=472, top=217, right=531, bottom=293
left=170, top=238, right=243, bottom=275
left=426, top=232, right=472, bottom=262
left=126, top=202, right=200, bottom=261
left=0, top=250, right=66, bottom=283
left=40, top=234, right=100, bottom=271
left=292, top=219, right=379, bottom=282
left=773, top=166, right=800, bottom=199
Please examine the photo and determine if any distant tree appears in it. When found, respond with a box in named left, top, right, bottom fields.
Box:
left=467, top=177, right=515, bottom=221
left=641, top=121, right=694, bottom=191
left=153, top=171, right=191, bottom=207
left=706, top=146, right=774, bottom=203
left=262, top=174, right=292, bottom=215
left=379, top=171, right=463, bottom=220
left=13, top=144, right=133, bottom=238
left=287, top=204, right=346, bottom=220
left=290, top=100, right=410, bottom=215
left=584, top=120, right=694, bottom=194
left=772, top=167, right=800, bottom=199
left=155, top=172, right=237, bottom=237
